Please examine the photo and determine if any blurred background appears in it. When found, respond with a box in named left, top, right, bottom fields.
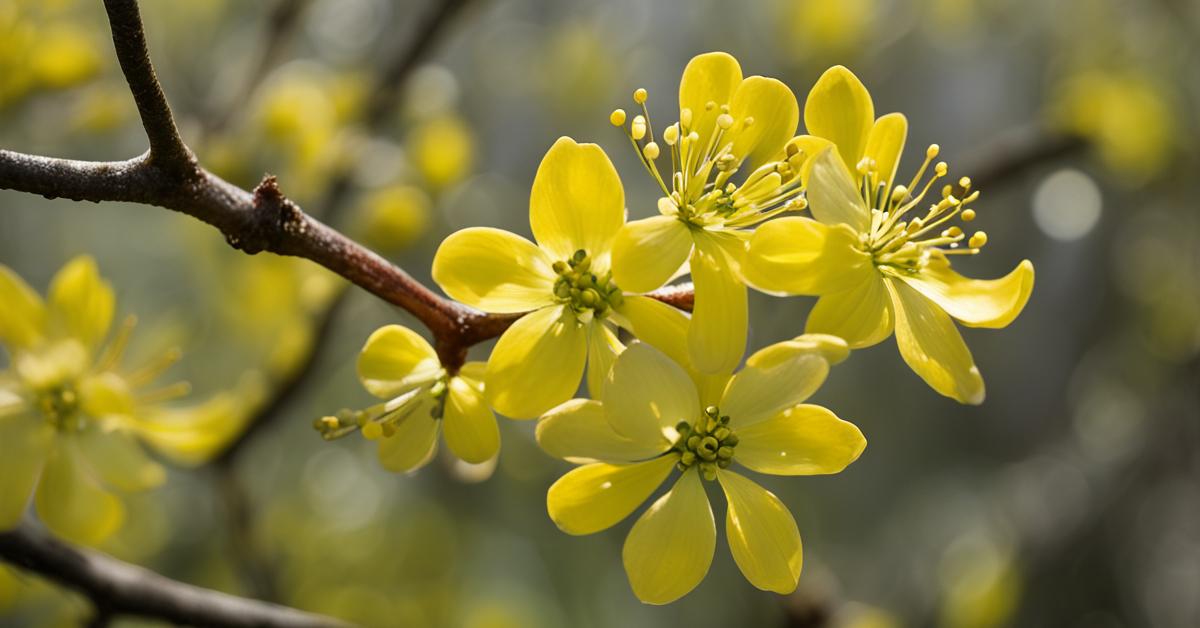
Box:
left=1, top=0, right=1198, bottom=626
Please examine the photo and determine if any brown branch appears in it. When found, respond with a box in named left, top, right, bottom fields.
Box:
left=958, top=126, right=1087, bottom=192
left=0, top=520, right=348, bottom=628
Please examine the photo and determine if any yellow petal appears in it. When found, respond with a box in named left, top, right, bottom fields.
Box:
left=529, top=136, right=625, bottom=262
left=898, top=257, right=1035, bottom=329
left=377, top=399, right=440, bottom=473
left=804, top=65, right=874, bottom=172
left=133, top=391, right=250, bottom=466
left=356, top=325, right=442, bottom=398
left=721, top=340, right=835, bottom=428
left=486, top=305, right=587, bottom=419
left=78, top=371, right=136, bottom=418
left=679, top=52, right=743, bottom=158
left=432, top=227, right=556, bottom=313
left=0, top=419, right=53, bottom=529
left=689, top=233, right=748, bottom=375
left=617, top=295, right=691, bottom=368
left=887, top=279, right=985, bottom=404
left=546, top=456, right=676, bottom=535
left=536, top=399, right=669, bottom=463
left=442, top=368, right=500, bottom=464
left=807, top=145, right=870, bottom=232
left=864, top=112, right=908, bottom=189
left=728, top=76, right=800, bottom=169
left=623, top=469, right=715, bottom=605
left=611, top=216, right=693, bottom=293
left=743, top=216, right=872, bottom=295
left=603, top=342, right=698, bottom=447
left=36, top=439, right=125, bottom=546
left=783, top=135, right=834, bottom=188
left=76, top=424, right=166, bottom=492
left=586, top=322, right=624, bottom=399
left=48, top=255, right=114, bottom=349
left=717, top=469, right=802, bottom=594
left=735, top=404, right=866, bottom=475
left=806, top=273, right=894, bottom=348
left=0, top=264, right=46, bottom=349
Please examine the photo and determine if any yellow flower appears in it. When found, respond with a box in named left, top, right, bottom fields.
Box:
left=432, top=136, right=691, bottom=419
left=317, top=325, right=499, bottom=472
left=744, top=66, right=1035, bottom=404
left=537, top=338, right=865, bottom=604
left=0, top=256, right=238, bottom=545
left=609, top=52, right=802, bottom=374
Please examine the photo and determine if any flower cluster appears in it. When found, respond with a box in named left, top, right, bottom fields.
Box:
left=0, top=257, right=245, bottom=545
left=333, top=52, right=1033, bottom=603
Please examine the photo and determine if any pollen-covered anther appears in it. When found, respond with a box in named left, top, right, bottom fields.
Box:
left=672, top=406, right=739, bottom=480
left=633, top=88, right=648, bottom=104
left=663, top=124, right=679, bottom=145
left=610, top=109, right=627, bottom=126
left=631, top=115, right=647, bottom=140
left=643, top=142, right=661, bottom=160
left=716, top=113, right=734, bottom=130
left=961, top=209, right=977, bottom=221
left=968, top=231, right=988, bottom=249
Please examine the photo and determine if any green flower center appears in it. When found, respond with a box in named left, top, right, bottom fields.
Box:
left=552, top=249, right=623, bottom=320
left=36, top=384, right=83, bottom=431
left=672, top=405, right=738, bottom=481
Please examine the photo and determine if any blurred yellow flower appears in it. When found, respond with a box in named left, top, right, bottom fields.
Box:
left=782, top=0, right=877, bottom=60
left=610, top=52, right=802, bottom=374
left=0, top=256, right=243, bottom=545
left=432, top=136, right=691, bottom=419
left=354, top=183, right=433, bottom=252
left=537, top=338, right=864, bottom=604
left=1051, top=70, right=1173, bottom=183
left=745, top=66, right=1034, bottom=404
left=409, top=113, right=475, bottom=191
left=319, top=325, right=499, bottom=472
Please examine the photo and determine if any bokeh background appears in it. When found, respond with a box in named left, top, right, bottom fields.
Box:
left=2, top=0, right=1198, bottom=626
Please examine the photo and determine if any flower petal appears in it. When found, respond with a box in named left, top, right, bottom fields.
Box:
left=679, top=52, right=743, bottom=158
left=804, top=65, right=874, bottom=172
left=611, top=216, right=693, bottom=293
left=864, top=112, right=908, bottom=189
left=887, top=278, right=985, bottom=404
left=717, top=469, right=802, bottom=594
left=689, top=233, right=748, bottom=375
left=721, top=339, right=835, bottom=428
left=0, top=419, right=53, bottom=529
left=603, top=342, right=698, bottom=448
left=623, top=469, right=715, bottom=605
left=35, top=439, right=125, bottom=546
left=806, top=273, right=894, bottom=348
left=898, top=257, right=1035, bottom=329
left=0, top=264, right=46, bottom=349
left=546, top=456, right=676, bottom=535
left=806, top=145, right=870, bottom=232
left=48, top=256, right=114, bottom=349
left=586, top=322, right=624, bottom=399
left=442, top=366, right=500, bottom=464
left=735, top=404, right=866, bottom=475
left=432, top=227, right=556, bottom=313
left=617, top=295, right=691, bottom=368
left=536, top=399, right=669, bottom=463
left=357, top=325, right=441, bottom=398
left=486, top=305, right=587, bottom=419
left=529, top=137, right=625, bottom=263
left=728, top=76, right=800, bottom=169
left=76, top=424, right=166, bottom=492
left=132, top=391, right=250, bottom=466
left=376, top=400, right=440, bottom=473
left=744, top=216, right=872, bottom=295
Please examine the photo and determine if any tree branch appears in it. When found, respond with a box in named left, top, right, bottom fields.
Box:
left=0, top=520, right=347, bottom=628
left=102, top=0, right=198, bottom=178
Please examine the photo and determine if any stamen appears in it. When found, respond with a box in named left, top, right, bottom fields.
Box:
left=609, top=109, right=626, bottom=126
left=126, top=347, right=182, bottom=387
left=137, top=381, right=192, bottom=404
left=96, top=315, right=137, bottom=372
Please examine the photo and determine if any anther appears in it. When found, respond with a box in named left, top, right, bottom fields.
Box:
left=610, top=109, right=626, bottom=127
left=716, top=113, right=734, bottom=130
left=742, top=116, right=755, bottom=127
left=631, top=115, right=647, bottom=140
left=633, top=88, right=647, bottom=104
left=643, top=142, right=660, bottom=160
left=961, top=209, right=976, bottom=221
left=680, top=108, right=693, bottom=128
left=663, top=124, right=679, bottom=145
left=934, top=162, right=948, bottom=177
left=968, top=231, right=988, bottom=248
left=927, top=144, right=940, bottom=158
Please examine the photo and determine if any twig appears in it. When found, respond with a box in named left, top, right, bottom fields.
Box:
left=958, top=126, right=1086, bottom=191
left=0, top=520, right=348, bottom=628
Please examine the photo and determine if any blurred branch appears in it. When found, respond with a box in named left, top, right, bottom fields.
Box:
left=0, top=520, right=347, bottom=628
left=958, top=126, right=1087, bottom=191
